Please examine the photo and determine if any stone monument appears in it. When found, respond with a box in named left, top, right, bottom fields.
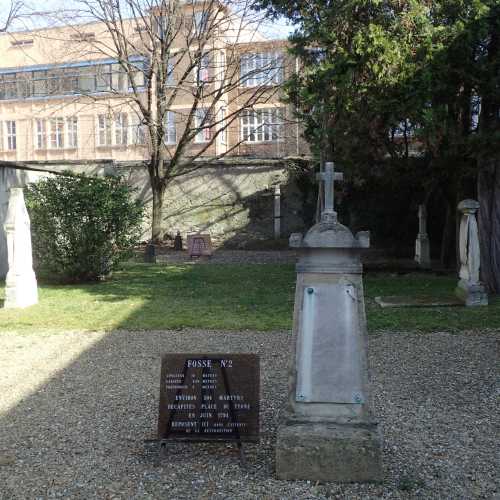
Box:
left=455, top=199, right=488, bottom=306
left=276, top=162, right=382, bottom=482
left=4, top=188, right=38, bottom=308
left=414, top=204, right=431, bottom=268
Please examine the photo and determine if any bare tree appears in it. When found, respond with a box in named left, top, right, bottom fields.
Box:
left=57, top=0, right=287, bottom=241
left=0, top=0, right=24, bottom=31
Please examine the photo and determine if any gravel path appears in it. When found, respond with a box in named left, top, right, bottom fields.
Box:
left=0, top=329, right=498, bottom=499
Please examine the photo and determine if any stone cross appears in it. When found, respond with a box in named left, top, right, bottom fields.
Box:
left=316, top=161, right=343, bottom=223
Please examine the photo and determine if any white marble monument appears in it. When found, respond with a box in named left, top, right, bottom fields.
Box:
left=3, top=188, right=38, bottom=308
left=276, top=162, right=382, bottom=482
left=415, top=204, right=431, bottom=268
left=455, top=199, right=488, bottom=306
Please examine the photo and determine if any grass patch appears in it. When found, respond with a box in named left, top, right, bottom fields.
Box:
left=0, top=263, right=498, bottom=333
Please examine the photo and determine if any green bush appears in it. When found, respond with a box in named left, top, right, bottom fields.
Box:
left=26, top=173, right=144, bottom=282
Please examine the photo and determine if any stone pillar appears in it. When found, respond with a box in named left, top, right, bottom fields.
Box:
left=455, top=199, right=488, bottom=306
left=4, top=188, right=38, bottom=308
left=276, top=162, right=382, bottom=482
left=414, top=204, right=431, bottom=268
left=273, top=185, right=281, bottom=239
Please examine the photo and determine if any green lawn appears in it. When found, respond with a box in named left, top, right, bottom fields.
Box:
left=0, top=263, right=497, bottom=333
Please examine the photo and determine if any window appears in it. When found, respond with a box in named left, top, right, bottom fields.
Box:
left=166, top=57, right=175, bottom=85
left=164, top=111, right=176, bottom=145
left=130, top=60, right=146, bottom=89
left=219, top=108, right=227, bottom=145
left=96, top=64, right=112, bottom=92
left=0, top=59, right=144, bottom=100
left=194, top=53, right=210, bottom=84
left=241, top=108, right=283, bottom=142
left=49, top=118, right=65, bottom=148
left=111, top=63, right=128, bottom=92
left=35, top=119, right=46, bottom=149
left=157, top=15, right=168, bottom=39
left=97, top=114, right=112, bottom=146
left=240, top=52, right=283, bottom=87
left=193, top=11, right=209, bottom=34
left=131, top=116, right=146, bottom=145
left=219, top=51, right=226, bottom=83
left=66, top=117, right=78, bottom=148
left=6, top=121, right=16, bottom=150
left=195, top=108, right=212, bottom=143
left=114, top=113, right=128, bottom=145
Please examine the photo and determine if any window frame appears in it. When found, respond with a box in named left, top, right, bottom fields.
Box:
left=6, top=120, right=16, bottom=150
left=240, top=52, right=283, bottom=87
left=240, top=108, right=283, bottom=143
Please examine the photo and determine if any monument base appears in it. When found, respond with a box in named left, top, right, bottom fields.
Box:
left=455, top=279, right=488, bottom=306
left=276, top=419, right=382, bottom=482
left=4, top=272, right=38, bottom=308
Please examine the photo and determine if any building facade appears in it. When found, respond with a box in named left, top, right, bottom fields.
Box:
left=0, top=3, right=308, bottom=163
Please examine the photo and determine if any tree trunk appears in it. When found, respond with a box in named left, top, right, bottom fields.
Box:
left=151, top=181, right=166, bottom=243
left=478, top=160, right=500, bottom=294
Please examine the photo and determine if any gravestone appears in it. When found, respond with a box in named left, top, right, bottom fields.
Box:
left=173, top=231, right=183, bottom=251
left=157, top=354, right=259, bottom=442
left=4, top=188, right=38, bottom=308
left=144, top=243, right=156, bottom=263
left=415, top=204, right=431, bottom=268
left=273, top=185, right=281, bottom=239
left=187, top=233, right=212, bottom=258
left=276, top=162, right=382, bottom=482
left=455, top=199, right=488, bottom=306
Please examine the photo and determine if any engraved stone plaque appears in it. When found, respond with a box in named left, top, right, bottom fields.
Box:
left=187, top=234, right=213, bottom=257
left=295, top=283, right=365, bottom=404
left=158, top=354, right=259, bottom=442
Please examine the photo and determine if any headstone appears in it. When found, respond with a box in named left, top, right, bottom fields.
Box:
left=414, top=204, right=431, bottom=268
left=157, top=354, right=259, bottom=442
left=144, top=243, right=156, bottom=263
left=187, top=233, right=212, bottom=258
left=455, top=199, right=488, bottom=306
left=173, top=231, right=183, bottom=251
left=273, top=185, right=281, bottom=239
left=4, top=188, right=38, bottom=308
left=276, top=162, right=382, bottom=482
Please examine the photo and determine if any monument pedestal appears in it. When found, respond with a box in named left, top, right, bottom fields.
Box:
left=276, top=162, right=382, bottom=482
left=455, top=279, right=488, bottom=306
left=277, top=420, right=381, bottom=482
left=415, top=234, right=431, bottom=268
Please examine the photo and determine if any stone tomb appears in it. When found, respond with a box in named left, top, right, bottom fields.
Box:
left=276, top=162, right=382, bottom=482
left=157, top=354, right=259, bottom=443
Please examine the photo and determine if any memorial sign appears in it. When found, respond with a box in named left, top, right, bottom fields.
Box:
left=187, top=233, right=213, bottom=257
left=157, top=354, right=259, bottom=443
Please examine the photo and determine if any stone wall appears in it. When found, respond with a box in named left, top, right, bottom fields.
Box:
left=0, top=159, right=315, bottom=273
left=119, top=160, right=315, bottom=247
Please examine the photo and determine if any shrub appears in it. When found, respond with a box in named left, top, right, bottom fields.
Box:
left=26, top=173, right=144, bottom=282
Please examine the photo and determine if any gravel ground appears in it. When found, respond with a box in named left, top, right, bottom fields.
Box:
left=0, top=329, right=498, bottom=499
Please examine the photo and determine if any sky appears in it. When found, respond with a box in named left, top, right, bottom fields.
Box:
left=1, top=0, right=294, bottom=39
